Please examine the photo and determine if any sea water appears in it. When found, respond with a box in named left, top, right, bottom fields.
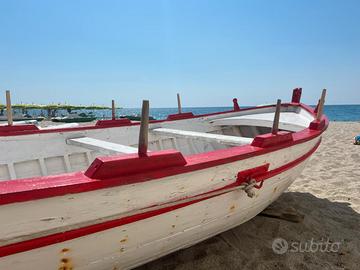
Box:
left=14, top=105, right=360, bottom=122
left=110, top=105, right=360, bottom=121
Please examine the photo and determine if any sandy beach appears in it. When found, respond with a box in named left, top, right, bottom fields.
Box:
left=138, top=121, right=360, bottom=270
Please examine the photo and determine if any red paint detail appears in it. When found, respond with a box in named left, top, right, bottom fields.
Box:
left=309, top=117, right=326, bottom=131
left=291, top=88, right=302, bottom=103
left=0, top=140, right=321, bottom=258
left=254, top=180, right=264, bottom=189
left=251, top=131, right=293, bottom=148
left=166, top=112, right=195, bottom=120
left=236, top=164, right=270, bottom=185
left=0, top=124, right=39, bottom=134
left=95, top=119, right=131, bottom=127
left=233, top=98, right=240, bottom=111
left=85, top=150, right=187, bottom=179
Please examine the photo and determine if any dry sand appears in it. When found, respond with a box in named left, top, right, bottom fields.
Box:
left=138, top=122, right=360, bottom=270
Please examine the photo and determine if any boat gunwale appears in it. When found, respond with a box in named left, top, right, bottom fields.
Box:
left=0, top=102, right=311, bottom=137
left=0, top=102, right=328, bottom=206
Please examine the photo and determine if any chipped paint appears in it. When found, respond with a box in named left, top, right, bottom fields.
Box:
left=40, top=217, right=57, bottom=222
left=120, top=236, right=128, bottom=243
left=58, top=248, right=73, bottom=270
left=58, top=257, right=73, bottom=270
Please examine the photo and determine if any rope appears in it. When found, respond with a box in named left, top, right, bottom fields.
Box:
left=241, top=179, right=258, bottom=198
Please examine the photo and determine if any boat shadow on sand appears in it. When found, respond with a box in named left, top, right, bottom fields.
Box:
left=137, top=192, right=360, bottom=270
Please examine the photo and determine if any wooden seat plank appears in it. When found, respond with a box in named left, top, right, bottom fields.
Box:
left=151, top=128, right=252, bottom=146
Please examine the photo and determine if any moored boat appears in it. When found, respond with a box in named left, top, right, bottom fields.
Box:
left=0, top=88, right=328, bottom=270
left=51, top=112, right=97, bottom=123
left=120, top=115, right=156, bottom=121
left=0, top=112, right=44, bottom=122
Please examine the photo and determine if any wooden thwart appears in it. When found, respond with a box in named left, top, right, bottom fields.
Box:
left=67, top=137, right=138, bottom=155
left=151, top=128, right=253, bottom=146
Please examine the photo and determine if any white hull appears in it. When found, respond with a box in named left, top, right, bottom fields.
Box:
left=0, top=157, right=309, bottom=270
left=0, top=95, right=328, bottom=269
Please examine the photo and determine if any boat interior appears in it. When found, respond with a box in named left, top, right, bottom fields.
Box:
left=0, top=105, right=314, bottom=181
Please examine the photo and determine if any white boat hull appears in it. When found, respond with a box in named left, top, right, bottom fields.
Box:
left=0, top=135, right=318, bottom=269
left=0, top=157, right=309, bottom=270
left=0, top=95, right=328, bottom=269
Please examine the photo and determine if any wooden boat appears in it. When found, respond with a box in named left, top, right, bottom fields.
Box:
left=120, top=115, right=156, bottom=121
left=0, top=89, right=328, bottom=270
left=51, top=112, right=97, bottom=123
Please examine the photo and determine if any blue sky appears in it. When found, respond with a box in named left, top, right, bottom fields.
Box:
left=0, top=0, right=359, bottom=107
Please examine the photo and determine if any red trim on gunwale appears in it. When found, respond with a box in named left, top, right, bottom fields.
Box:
left=0, top=124, right=39, bottom=133
left=85, top=150, right=187, bottom=179
left=251, top=131, right=293, bottom=148
left=95, top=118, right=131, bottom=126
left=166, top=112, right=195, bottom=120
left=0, top=140, right=320, bottom=258
left=0, top=103, right=310, bottom=137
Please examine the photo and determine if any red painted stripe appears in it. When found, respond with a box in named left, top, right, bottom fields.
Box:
left=95, top=118, right=131, bottom=126
left=166, top=112, right=195, bottom=120
left=0, top=125, right=39, bottom=133
left=0, top=140, right=320, bottom=258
